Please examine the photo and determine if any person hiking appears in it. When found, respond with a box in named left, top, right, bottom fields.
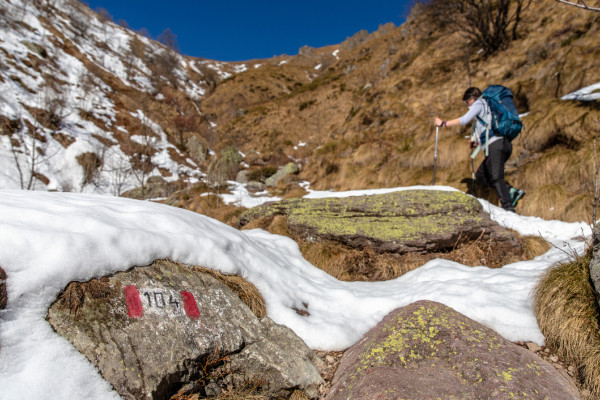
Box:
left=433, top=87, right=525, bottom=212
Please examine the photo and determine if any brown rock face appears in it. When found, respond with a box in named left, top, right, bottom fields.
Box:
left=47, top=260, right=323, bottom=399
left=327, top=301, right=579, bottom=400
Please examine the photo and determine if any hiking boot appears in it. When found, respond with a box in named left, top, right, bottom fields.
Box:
left=510, top=188, right=525, bottom=208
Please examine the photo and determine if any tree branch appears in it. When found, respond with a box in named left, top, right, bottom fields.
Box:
left=555, top=0, right=600, bottom=12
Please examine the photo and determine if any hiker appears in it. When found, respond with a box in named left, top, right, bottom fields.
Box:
left=433, top=87, right=525, bottom=212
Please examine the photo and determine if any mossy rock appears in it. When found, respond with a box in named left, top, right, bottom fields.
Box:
left=328, top=301, right=579, bottom=400
left=240, top=190, right=519, bottom=254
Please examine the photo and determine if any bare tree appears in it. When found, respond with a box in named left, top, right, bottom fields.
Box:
left=2, top=118, right=27, bottom=189
left=96, top=145, right=134, bottom=196
left=422, top=0, right=531, bottom=56
left=157, top=28, right=180, bottom=53
left=149, top=49, right=181, bottom=89
left=4, top=87, right=67, bottom=190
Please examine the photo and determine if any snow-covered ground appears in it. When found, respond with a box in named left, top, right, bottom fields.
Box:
left=0, top=0, right=212, bottom=196
left=561, top=82, right=600, bottom=101
left=0, top=186, right=592, bottom=400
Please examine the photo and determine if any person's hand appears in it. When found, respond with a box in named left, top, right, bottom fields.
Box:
left=470, top=141, right=478, bottom=149
left=434, top=117, right=443, bottom=127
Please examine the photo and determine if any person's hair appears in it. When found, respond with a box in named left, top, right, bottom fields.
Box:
left=463, top=87, right=482, bottom=101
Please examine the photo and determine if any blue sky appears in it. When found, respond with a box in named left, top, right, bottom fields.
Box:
left=84, top=0, right=415, bottom=61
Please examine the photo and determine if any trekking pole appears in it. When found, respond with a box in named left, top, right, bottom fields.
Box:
left=432, top=125, right=439, bottom=185
left=470, top=157, right=476, bottom=194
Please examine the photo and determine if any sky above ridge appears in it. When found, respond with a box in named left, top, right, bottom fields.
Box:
left=83, top=0, right=415, bottom=61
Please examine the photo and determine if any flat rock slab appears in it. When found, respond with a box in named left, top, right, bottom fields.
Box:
left=47, top=260, right=322, bottom=399
left=240, top=190, right=519, bottom=254
left=327, top=300, right=579, bottom=400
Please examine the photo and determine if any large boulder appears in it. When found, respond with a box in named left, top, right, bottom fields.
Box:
left=240, top=190, right=520, bottom=254
left=327, top=301, right=579, bottom=400
left=47, top=260, right=323, bottom=399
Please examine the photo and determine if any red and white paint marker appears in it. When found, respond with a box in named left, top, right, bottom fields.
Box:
left=124, top=285, right=144, bottom=318
left=180, top=290, right=200, bottom=319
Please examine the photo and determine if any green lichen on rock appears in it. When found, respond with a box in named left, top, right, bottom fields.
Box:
left=356, top=304, right=504, bottom=375
left=328, top=301, right=579, bottom=400
left=240, top=190, right=503, bottom=254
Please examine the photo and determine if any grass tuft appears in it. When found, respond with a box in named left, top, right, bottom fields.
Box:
left=534, top=249, right=600, bottom=398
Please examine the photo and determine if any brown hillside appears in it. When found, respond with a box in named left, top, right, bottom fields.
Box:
left=195, top=2, right=599, bottom=223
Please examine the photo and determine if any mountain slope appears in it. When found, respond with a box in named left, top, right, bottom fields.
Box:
left=200, top=1, right=599, bottom=222
left=1, top=0, right=599, bottom=223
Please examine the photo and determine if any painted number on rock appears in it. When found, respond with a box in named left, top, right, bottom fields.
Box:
left=124, top=285, right=200, bottom=320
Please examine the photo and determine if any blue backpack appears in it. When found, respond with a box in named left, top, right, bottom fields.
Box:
left=481, top=85, right=522, bottom=141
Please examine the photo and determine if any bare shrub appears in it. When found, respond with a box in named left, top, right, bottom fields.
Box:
left=422, top=0, right=531, bottom=56
left=173, top=105, right=201, bottom=149
left=76, top=152, right=103, bottom=186
left=195, top=63, right=222, bottom=92
left=157, top=28, right=180, bottom=52
left=149, top=49, right=180, bottom=89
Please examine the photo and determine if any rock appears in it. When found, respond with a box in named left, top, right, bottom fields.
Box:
left=589, top=224, right=600, bottom=307
left=240, top=190, right=520, bottom=255
left=185, top=135, right=208, bottom=165
left=247, top=181, right=266, bottom=192
left=236, top=169, right=250, bottom=184
left=0, top=267, right=6, bottom=310
left=327, top=301, right=579, bottom=400
left=265, top=162, right=299, bottom=187
left=47, top=260, right=322, bottom=399
left=122, top=176, right=182, bottom=200
left=526, top=341, right=542, bottom=352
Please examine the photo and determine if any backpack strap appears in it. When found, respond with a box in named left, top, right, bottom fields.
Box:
left=471, top=144, right=481, bottom=159
left=475, top=99, right=492, bottom=157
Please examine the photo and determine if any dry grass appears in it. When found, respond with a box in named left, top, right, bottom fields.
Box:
left=56, top=277, right=111, bottom=315
left=298, top=240, right=412, bottom=281
left=171, top=379, right=306, bottom=400
left=520, top=148, right=588, bottom=193
left=190, top=265, right=266, bottom=319
left=519, top=184, right=592, bottom=223
left=162, top=184, right=245, bottom=227
left=301, top=232, right=545, bottom=282
left=522, top=101, right=599, bottom=154
left=519, top=234, right=552, bottom=260
left=242, top=215, right=549, bottom=282
left=534, top=249, right=600, bottom=399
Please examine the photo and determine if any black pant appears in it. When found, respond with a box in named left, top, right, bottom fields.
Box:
left=475, top=137, right=514, bottom=211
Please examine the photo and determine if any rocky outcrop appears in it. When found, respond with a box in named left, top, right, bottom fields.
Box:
left=185, top=135, right=209, bottom=165
left=327, top=301, right=579, bottom=400
left=240, top=190, right=520, bottom=254
left=47, top=260, right=323, bottom=399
